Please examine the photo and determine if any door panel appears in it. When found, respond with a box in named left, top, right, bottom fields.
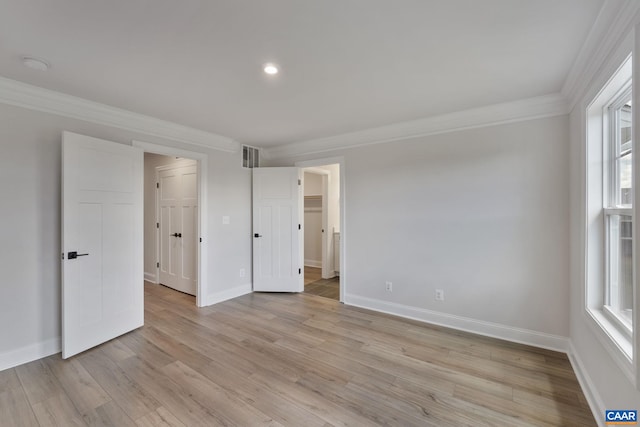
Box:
left=62, top=131, right=143, bottom=359
left=158, top=164, right=197, bottom=295
left=253, top=167, right=302, bottom=292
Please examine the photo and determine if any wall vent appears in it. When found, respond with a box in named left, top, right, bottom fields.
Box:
left=242, top=145, right=260, bottom=169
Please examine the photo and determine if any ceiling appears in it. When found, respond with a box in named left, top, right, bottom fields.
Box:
left=0, top=0, right=604, bottom=148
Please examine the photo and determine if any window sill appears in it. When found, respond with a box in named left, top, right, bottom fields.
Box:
left=585, top=307, right=634, bottom=383
left=602, top=305, right=633, bottom=338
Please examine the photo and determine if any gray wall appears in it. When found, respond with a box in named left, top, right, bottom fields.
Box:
left=270, top=115, right=570, bottom=338
left=0, top=102, right=252, bottom=369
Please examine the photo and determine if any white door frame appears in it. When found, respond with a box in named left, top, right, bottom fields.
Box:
left=133, top=140, right=209, bottom=307
left=295, top=157, right=345, bottom=302
left=302, top=168, right=330, bottom=278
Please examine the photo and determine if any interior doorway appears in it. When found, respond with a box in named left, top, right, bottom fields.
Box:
left=134, top=140, right=209, bottom=307
left=301, top=164, right=341, bottom=301
left=148, top=155, right=198, bottom=296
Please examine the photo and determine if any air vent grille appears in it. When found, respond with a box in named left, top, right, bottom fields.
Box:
left=242, top=145, right=260, bottom=168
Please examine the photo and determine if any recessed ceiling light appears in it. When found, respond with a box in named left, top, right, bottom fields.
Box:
left=263, top=63, right=279, bottom=75
left=22, top=56, right=50, bottom=71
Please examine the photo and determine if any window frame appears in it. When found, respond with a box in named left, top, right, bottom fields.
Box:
left=603, top=84, right=634, bottom=339
left=584, top=53, right=634, bottom=380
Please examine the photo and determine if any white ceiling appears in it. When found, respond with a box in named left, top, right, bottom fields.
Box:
left=0, top=0, right=604, bottom=147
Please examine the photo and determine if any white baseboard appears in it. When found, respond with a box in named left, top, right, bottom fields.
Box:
left=304, top=259, right=322, bottom=268
left=201, top=283, right=252, bottom=307
left=344, top=294, right=569, bottom=353
left=144, top=271, right=157, bottom=283
left=324, top=271, right=338, bottom=279
left=567, top=341, right=606, bottom=427
left=0, top=337, right=61, bottom=372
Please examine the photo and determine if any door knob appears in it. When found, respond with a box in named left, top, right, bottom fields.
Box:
left=254, top=233, right=262, bottom=238
left=67, top=251, right=89, bottom=260
left=171, top=233, right=182, bottom=238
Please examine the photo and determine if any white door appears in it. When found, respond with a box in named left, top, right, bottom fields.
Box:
left=253, top=167, right=303, bottom=292
left=62, top=131, right=143, bottom=359
left=157, top=164, right=198, bottom=295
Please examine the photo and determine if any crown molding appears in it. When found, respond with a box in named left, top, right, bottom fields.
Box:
left=0, top=76, right=239, bottom=152
left=562, top=0, right=640, bottom=112
left=265, top=93, right=569, bottom=159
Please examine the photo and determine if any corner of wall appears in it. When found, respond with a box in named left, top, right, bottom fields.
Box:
left=202, top=283, right=253, bottom=307
left=144, top=272, right=157, bottom=283
left=344, top=294, right=569, bottom=353
left=0, top=337, right=61, bottom=372
left=566, top=340, right=606, bottom=427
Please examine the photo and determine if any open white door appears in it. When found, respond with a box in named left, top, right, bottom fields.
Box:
left=62, top=131, right=143, bottom=358
left=253, top=167, right=303, bottom=292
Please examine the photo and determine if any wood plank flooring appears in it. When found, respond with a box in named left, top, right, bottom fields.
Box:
left=304, top=266, right=323, bottom=284
left=0, top=282, right=596, bottom=426
left=304, top=266, right=340, bottom=301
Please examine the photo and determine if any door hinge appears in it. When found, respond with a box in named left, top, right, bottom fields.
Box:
left=61, top=252, right=64, bottom=260
left=156, top=222, right=159, bottom=229
left=299, top=268, right=301, bottom=274
left=298, top=179, right=301, bottom=185
left=298, top=224, right=301, bottom=230
left=199, top=237, right=202, bottom=243
left=157, top=262, right=160, bottom=268
left=156, top=182, right=159, bottom=189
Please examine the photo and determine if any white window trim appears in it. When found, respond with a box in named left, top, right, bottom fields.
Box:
left=605, top=85, right=633, bottom=208
left=603, top=304, right=633, bottom=338
left=603, top=84, right=634, bottom=339
left=584, top=53, right=635, bottom=384
left=604, top=208, right=635, bottom=338
left=604, top=207, right=633, bottom=215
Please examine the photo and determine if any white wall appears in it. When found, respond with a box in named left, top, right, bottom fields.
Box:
left=0, top=102, right=252, bottom=370
left=270, top=115, right=570, bottom=345
left=143, top=153, right=196, bottom=281
left=304, top=172, right=322, bottom=196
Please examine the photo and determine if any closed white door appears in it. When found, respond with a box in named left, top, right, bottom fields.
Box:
left=158, top=164, right=198, bottom=295
left=62, top=131, right=143, bottom=359
left=253, top=167, right=303, bottom=292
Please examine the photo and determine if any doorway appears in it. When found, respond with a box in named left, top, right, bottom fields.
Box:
left=301, top=164, right=341, bottom=301
left=134, top=140, right=209, bottom=307
left=146, top=154, right=198, bottom=296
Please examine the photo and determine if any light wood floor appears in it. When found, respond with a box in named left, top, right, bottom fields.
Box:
left=0, top=282, right=595, bottom=426
left=304, top=266, right=340, bottom=301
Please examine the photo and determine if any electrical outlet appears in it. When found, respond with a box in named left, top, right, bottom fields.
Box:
left=385, top=281, right=393, bottom=292
left=239, top=268, right=246, bottom=278
left=435, top=289, right=444, bottom=301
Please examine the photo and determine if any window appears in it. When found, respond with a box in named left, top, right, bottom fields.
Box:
left=604, top=88, right=633, bottom=337
left=585, top=54, right=634, bottom=370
